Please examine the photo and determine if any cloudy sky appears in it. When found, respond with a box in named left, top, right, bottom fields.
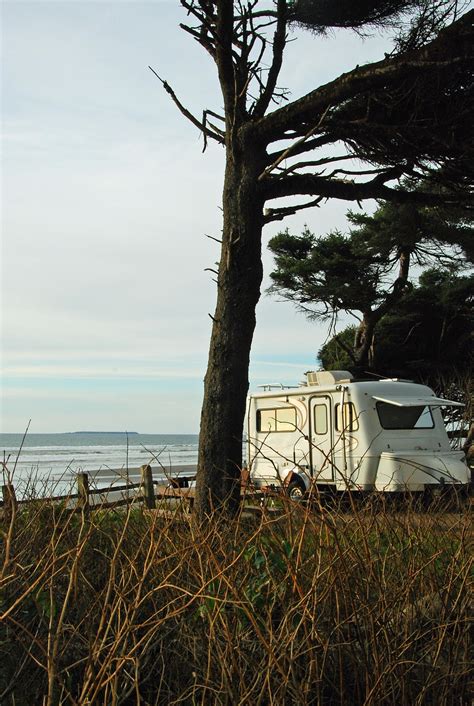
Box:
left=1, top=1, right=390, bottom=433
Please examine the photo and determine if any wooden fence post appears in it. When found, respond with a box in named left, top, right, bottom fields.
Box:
left=77, top=473, right=90, bottom=513
left=2, top=483, right=17, bottom=524
left=140, top=465, right=156, bottom=509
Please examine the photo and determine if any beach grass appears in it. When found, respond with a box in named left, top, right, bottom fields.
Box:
left=1, top=487, right=472, bottom=705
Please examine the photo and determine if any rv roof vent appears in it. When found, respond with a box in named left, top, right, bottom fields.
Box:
left=306, top=370, right=354, bottom=386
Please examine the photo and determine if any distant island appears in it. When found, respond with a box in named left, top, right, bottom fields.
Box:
left=70, top=431, right=139, bottom=435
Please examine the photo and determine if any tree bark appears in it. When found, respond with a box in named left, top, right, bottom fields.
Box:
left=354, top=312, right=377, bottom=371
left=194, top=126, right=266, bottom=518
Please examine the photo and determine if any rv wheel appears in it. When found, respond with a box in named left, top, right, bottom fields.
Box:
left=287, top=478, right=306, bottom=501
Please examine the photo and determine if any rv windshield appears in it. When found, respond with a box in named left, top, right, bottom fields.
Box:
left=376, top=402, right=434, bottom=430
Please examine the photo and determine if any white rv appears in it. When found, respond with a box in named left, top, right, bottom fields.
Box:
left=246, top=370, right=469, bottom=498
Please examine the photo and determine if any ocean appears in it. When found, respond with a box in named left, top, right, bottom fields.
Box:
left=0, top=432, right=199, bottom=499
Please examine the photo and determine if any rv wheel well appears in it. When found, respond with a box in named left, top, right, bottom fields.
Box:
left=285, top=471, right=307, bottom=491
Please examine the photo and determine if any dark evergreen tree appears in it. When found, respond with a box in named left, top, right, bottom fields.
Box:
left=369, top=268, right=473, bottom=378
left=268, top=197, right=473, bottom=370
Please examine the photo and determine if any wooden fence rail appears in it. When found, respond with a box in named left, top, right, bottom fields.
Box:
left=1, top=465, right=195, bottom=516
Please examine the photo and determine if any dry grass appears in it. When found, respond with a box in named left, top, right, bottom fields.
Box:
left=1, top=489, right=472, bottom=705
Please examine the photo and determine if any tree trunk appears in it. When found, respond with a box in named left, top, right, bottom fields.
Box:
left=194, top=127, right=266, bottom=518
left=354, top=249, right=412, bottom=372
left=354, top=312, right=377, bottom=372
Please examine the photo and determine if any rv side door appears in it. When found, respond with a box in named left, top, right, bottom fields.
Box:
left=309, top=396, right=334, bottom=482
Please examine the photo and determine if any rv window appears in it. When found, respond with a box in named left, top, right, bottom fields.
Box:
left=314, top=404, right=328, bottom=435
left=335, top=403, right=359, bottom=431
left=376, top=402, right=434, bottom=430
left=257, top=407, right=297, bottom=433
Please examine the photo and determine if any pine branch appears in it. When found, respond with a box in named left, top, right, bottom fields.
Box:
left=261, top=169, right=464, bottom=206
left=256, top=9, right=473, bottom=142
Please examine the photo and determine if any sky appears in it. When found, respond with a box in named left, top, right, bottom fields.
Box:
left=1, top=0, right=391, bottom=433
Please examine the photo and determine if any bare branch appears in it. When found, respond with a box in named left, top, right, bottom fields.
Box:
left=278, top=154, right=357, bottom=176
left=325, top=166, right=402, bottom=180
left=215, top=0, right=236, bottom=114
left=205, top=233, right=223, bottom=244
left=253, top=0, right=287, bottom=118
left=265, top=135, right=335, bottom=164
left=259, top=104, right=333, bottom=180
left=180, top=0, right=218, bottom=45
left=263, top=197, right=324, bottom=223
left=179, top=23, right=215, bottom=58
left=148, top=67, right=224, bottom=148
left=205, top=109, right=225, bottom=122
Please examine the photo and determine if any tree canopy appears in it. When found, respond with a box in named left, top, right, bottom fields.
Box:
left=372, top=269, right=473, bottom=375
left=268, top=195, right=473, bottom=369
left=319, top=268, right=473, bottom=374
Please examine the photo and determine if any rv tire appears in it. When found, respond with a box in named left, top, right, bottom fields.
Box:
left=287, top=478, right=306, bottom=501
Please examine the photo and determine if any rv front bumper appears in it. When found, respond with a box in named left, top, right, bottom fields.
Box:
left=375, top=451, right=469, bottom=492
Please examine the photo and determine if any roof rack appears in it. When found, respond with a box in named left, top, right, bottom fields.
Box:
left=257, top=383, right=298, bottom=392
